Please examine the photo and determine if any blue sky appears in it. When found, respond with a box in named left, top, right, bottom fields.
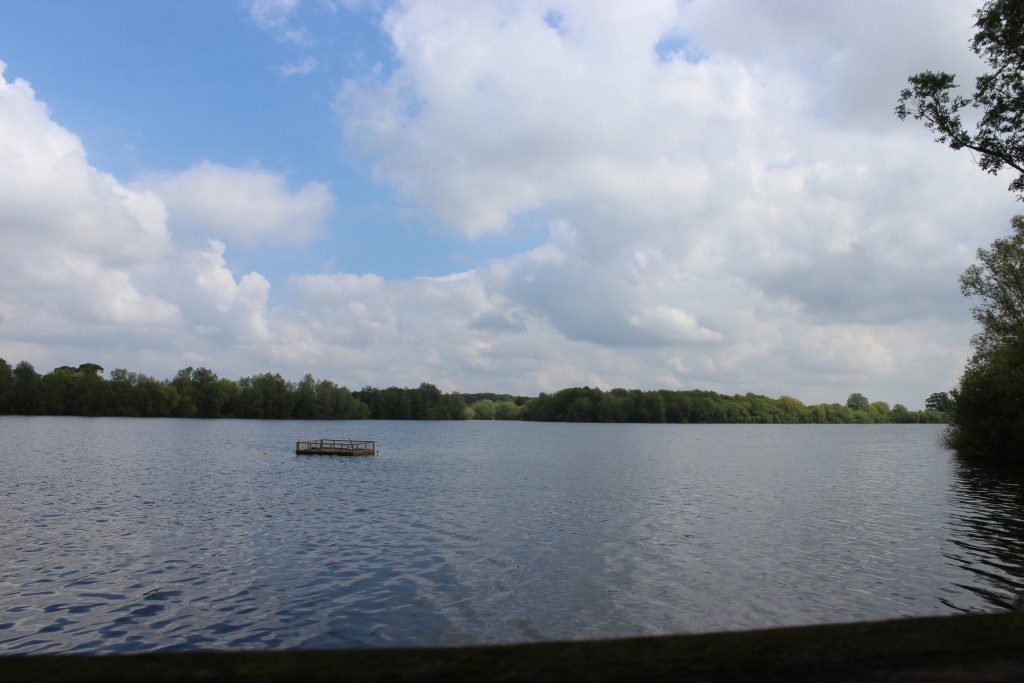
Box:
left=0, top=0, right=535, bottom=281
left=0, top=0, right=1018, bottom=408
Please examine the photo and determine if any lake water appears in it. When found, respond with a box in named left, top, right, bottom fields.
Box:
left=1, top=417, right=1022, bottom=654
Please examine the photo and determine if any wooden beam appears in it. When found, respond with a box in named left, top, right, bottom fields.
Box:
left=2, top=611, right=1023, bottom=682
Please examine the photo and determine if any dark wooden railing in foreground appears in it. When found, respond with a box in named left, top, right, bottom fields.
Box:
left=295, top=438, right=376, bottom=456
left=2, top=611, right=1023, bottom=682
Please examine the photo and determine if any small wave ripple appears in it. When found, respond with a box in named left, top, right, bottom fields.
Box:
left=2, top=418, right=1020, bottom=653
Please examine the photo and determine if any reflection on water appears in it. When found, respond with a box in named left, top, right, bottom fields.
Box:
left=0, top=418, right=1018, bottom=654
left=945, top=459, right=1024, bottom=610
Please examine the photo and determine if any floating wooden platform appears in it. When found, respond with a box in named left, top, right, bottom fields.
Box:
left=296, top=438, right=376, bottom=456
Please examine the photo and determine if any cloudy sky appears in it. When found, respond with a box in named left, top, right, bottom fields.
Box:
left=0, top=0, right=1018, bottom=409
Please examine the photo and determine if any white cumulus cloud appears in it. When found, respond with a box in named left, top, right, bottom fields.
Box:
left=329, top=0, right=1017, bottom=405
left=1, top=1, right=1019, bottom=409
left=0, top=61, right=179, bottom=356
left=137, top=161, right=334, bottom=246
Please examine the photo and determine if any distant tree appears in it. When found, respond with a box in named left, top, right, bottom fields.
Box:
left=169, top=367, right=197, bottom=417
left=925, top=391, right=954, bottom=412
left=470, top=399, right=496, bottom=420
left=846, top=393, right=869, bottom=411
left=74, top=363, right=108, bottom=416
left=562, top=387, right=604, bottom=421
left=13, top=361, right=44, bottom=414
left=689, top=395, right=726, bottom=423
left=77, top=363, right=104, bottom=376
left=776, top=395, right=807, bottom=422
left=0, top=358, right=14, bottom=413
left=598, top=390, right=630, bottom=422
left=519, top=393, right=553, bottom=421
left=494, top=400, right=521, bottom=420
left=249, top=373, right=294, bottom=419
left=191, top=367, right=227, bottom=418
left=109, top=368, right=136, bottom=416
left=321, top=381, right=368, bottom=419
left=891, top=404, right=914, bottom=423
left=42, top=366, right=78, bottom=415
left=384, top=387, right=413, bottom=419
left=739, top=393, right=781, bottom=423
left=415, top=382, right=445, bottom=419
left=292, top=374, right=322, bottom=419
left=868, top=401, right=891, bottom=423
left=896, top=0, right=1024, bottom=199
left=112, top=370, right=175, bottom=417
left=444, top=392, right=470, bottom=420
left=641, top=391, right=667, bottom=423
left=353, top=386, right=381, bottom=418
left=108, top=368, right=172, bottom=417
left=216, top=378, right=240, bottom=417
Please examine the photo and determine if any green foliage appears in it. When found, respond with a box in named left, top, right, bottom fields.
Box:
left=493, top=400, right=521, bottom=420
left=943, top=216, right=1024, bottom=459
left=960, top=216, right=1024, bottom=353
left=897, top=2, right=1024, bottom=459
left=12, top=361, right=44, bottom=415
left=846, top=393, right=869, bottom=411
left=0, top=358, right=14, bottom=413
left=0, top=358, right=944, bottom=425
left=41, top=363, right=110, bottom=416
left=169, top=367, right=197, bottom=417
left=462, top=392, right=530, bottom=406
left=0, top=362, right=367, bottom=420
left=925, top=391, right=954, bottom=412
left=868, top=402, right=891, bottom=424
left=292, top=374, right=320, bottom=419
left=891, top=404, right=914, bottom=423
left=518, top=387, right=935, bottom=425
left=237, top=372, right=294, bottom=419
left=465, top=395, right=521, bottom=419
left=469, top=399, right=496, bottom=420
left=776, top=395, right=807, bottom=422
left=896, top=0, right=1024, bottom=199
left=946, top=333, right=1024, bottom=458
left=351, top=383, right=469, bottom=420
left=444, top=392, right=470, bottom=420
left=191, top=367, right=228, bottom=418
left=108, top=368, right=177, bottom=417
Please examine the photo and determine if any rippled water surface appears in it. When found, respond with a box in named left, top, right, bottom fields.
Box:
left=2, top=417, right=1022, bottom=654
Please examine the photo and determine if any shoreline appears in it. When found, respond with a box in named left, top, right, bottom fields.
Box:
left=3, top=610, right=1023, bottom=682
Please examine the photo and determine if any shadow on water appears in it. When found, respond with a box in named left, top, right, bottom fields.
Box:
left=944, top=457, right=1024, bottom=610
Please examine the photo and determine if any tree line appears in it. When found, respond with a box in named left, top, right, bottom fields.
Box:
left=0, top=359, right=946, bottom=424
left=0, top=360, right=514, bottom=421
left=518, top=388, right=945, bottom=424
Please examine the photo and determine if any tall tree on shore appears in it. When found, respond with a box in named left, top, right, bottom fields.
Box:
left=898, top=0, right=1024, bottom=458
left=12, top=361, right=44, bottom=415
left=846, top=393, right=869, bottom=411
left=946, top=218, right=1024, bottom=457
